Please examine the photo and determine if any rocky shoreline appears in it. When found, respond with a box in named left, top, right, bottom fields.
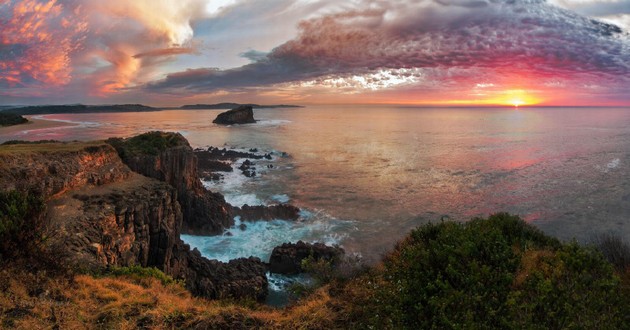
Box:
left=0, top=132, right=339, bottom=302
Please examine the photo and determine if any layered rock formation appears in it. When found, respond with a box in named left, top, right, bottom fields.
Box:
left=269, top=241, right=344, bottom=275
left=0, top=142, right=131, bottom=197
left=107, top=132, right=233, bottom=235
left=212, top=105, right=256, bottom=125
left=0, top=139, right=267, bottom=301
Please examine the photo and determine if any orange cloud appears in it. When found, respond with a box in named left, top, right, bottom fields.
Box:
left=0, top=0, right=86, bottom=87
left=1, top=0, right=205, bottom=97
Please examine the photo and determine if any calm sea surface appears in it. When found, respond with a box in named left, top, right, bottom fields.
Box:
left=3, top=105, right=630, bottom=263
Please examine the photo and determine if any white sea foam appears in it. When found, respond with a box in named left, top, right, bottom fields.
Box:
left=181, top=216, right=349, bottom=263
left=271, top=194, right=290, bottom=203
left=31, top=115, right=101, bottom=128
left=254, top=119, right=291, bottom=126
left=224, top=193, right=263, bottom=207
left=607, top=158, right=620, bottom=169
left=266, top=272, right=312, bottom=292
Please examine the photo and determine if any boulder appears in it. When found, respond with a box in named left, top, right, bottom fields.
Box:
left=212, top=105, right=256, bottom=125
left=269, top=241, right=344, bottom=275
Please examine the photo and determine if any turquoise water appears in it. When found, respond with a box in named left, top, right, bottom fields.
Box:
left=3, top=106, right=630, bottom=262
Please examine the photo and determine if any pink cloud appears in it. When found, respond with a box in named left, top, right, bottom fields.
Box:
left=146, top=0, right=630, bottom=105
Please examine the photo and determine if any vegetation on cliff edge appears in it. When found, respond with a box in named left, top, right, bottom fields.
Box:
left=0, top=190, right=46, bottom=258
left=1, top=211, right=629, bottom=329
left=107, top=131, right=189, bottom=158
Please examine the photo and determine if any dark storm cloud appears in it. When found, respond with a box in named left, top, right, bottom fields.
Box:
left=239, top=50, right=269, bottom=62
left=145, top=0, right=630, bottom=94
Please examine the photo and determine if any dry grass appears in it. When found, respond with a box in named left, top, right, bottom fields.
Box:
left=0, top=263, right=347, bottom=330
left=0, top=267, right=260, bottom=329
left=0, top=141, right=106, bottom=154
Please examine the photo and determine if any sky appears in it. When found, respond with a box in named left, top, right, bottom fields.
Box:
left=1, top=0, right=629, bottom=106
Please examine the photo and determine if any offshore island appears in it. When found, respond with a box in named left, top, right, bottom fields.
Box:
left=0, top=106, right=629, bottom=328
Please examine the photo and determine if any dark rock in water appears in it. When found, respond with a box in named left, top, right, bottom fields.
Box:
left=198, top=159, right=233, bottom=173
left=269, top=241, right=344, bottom=275
left=234, top=204, right=300, bottom=221
left=201, top=172, right=223, bottom=181
left=212, top=105, right=256, bottom=125
left=239, top=223, right=247, bottom=231
left=196, top=146, right=266, bottom=161
left=239, top=159, right=256, bottom=177
left=184, top=250, right=268, bottom=301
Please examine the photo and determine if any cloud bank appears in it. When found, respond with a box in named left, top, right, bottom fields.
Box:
left=1, top=0, right=206, bottom=100
left=145, top=0, right=630, bottom=104
left=1, top=0, right=629, bottom=105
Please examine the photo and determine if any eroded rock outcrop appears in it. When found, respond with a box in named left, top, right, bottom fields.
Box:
left=212, top=105, right=256, bottom=125
left=0, top=142, right=131, bottom=198
left=269, top=241, right=344, bottom=275
left=107, top=132, right=233, bottom=235
left=0, top=139, right=268, bottom=301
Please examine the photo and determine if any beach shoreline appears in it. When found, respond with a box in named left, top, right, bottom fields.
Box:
left=0, top=117, right=75, bottom=138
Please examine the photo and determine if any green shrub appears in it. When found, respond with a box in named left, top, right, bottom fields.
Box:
left=508, top=243, right=627, bottom=328
left=107, top=131, right=188, bottom=159
left=342, top=213, right=630, bottom=329
left=0, top=190, right=46, bottom=257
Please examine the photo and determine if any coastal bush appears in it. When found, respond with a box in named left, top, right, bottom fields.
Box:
left=335, top=213, right=630, bottom=329
left=0, top=190, right=46, bottom=258
left=508, top=243, right=627, bottom=328
left=592, top=233, right=630, bottom=272
left=107, top=131, right=188, bottom=159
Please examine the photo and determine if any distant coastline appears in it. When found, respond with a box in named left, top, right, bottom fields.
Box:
left=1, top=103, right=302, bottom=116
left=3, top=104, right=158, bottom=116
left=179, top=103, right=302, bottom=110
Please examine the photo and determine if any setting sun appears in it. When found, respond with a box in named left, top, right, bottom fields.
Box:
left=499, top=89, right=539, bottom=107
left=511, top=99, right=524, bottom=107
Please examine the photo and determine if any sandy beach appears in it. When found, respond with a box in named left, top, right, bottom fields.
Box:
left=0, top=118, right=75, bottom=137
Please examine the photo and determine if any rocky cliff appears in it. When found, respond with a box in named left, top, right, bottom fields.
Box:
left=0, top=141, right=131, bottom=198
left=0, top=140, right=267, bottom=301
left=107, top=132, right=233, bottom=235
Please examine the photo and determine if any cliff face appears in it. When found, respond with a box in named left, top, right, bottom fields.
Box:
left=107, top=132, right=233, bottom=235
left=0, top=142, right=131, bottom=198
left=0, top=140, right=267, bottom=301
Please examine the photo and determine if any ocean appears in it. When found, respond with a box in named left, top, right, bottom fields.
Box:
left=3, top=105, right=630, bottom=266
